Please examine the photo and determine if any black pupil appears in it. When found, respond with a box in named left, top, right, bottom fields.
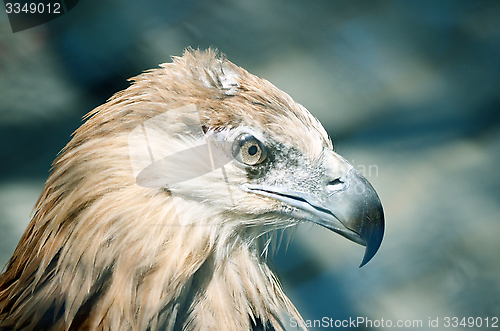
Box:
left=248, top=145, right=258, bottom=156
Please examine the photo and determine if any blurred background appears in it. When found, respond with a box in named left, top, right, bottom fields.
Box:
left=1, top=0, right=499, bottom=329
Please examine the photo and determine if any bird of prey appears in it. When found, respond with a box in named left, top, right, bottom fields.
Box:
left=0, top=49, right=384, bottom=331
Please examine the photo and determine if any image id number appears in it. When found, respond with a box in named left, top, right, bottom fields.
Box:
left=444, top=317, right=498, bottom=328
left=5, top=2, right=61, bottom=14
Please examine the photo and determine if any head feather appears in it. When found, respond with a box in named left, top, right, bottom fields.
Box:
left=0, top=49, right=335, bottom=331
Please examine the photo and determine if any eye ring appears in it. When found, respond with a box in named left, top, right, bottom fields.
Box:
left=232, top=134, right=267, bottom=166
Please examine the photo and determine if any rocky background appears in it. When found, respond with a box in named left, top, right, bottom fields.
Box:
left=1, top=1, right=499, bottom=330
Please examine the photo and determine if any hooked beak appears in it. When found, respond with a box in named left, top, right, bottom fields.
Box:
left=242, top=154, right=384, bottom=267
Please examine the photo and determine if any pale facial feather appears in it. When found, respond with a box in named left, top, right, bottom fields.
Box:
left=0, top=49, right=339, bottom=331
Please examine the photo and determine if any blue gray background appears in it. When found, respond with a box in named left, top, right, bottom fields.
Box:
left=1, top=1, right=499, bottom=330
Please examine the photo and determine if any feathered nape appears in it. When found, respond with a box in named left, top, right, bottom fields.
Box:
left=0, top=49, right=309, bottom=331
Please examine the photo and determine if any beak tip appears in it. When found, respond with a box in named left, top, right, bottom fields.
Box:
left=358, top=216, right=384, bottom=268
left=359, top=252, right=374, bottom=268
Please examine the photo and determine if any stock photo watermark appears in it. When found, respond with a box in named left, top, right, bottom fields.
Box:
left=127, top=105, right=379, bottom=192
left=4, top=0, right=79, bottom=32
left=127, top=104, right=235, bottom=197
left=127, top=104, right=382, bottom=231
left=351, top=162, right=378, bottom=178
left=290, top=316, right=499, bottom=329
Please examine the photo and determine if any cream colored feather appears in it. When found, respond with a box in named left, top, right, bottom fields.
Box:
left=0, top=49, right=334, bottom=331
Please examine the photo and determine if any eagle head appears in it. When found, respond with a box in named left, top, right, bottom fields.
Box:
left=0, top=49, right=383, bottom=331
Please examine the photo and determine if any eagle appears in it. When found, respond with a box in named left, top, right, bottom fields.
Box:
left=0, top=49, right=384, bottom=331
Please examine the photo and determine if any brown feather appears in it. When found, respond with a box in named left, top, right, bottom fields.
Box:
left=0, top=48, right=332, bottom=330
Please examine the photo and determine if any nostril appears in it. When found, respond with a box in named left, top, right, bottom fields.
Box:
left=326, top=178, right=346, bottom=195
left=328, top=178, right=344, bottom=186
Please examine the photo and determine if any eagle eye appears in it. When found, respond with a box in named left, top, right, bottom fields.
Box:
left=233, top=134, right=267, bottom=166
